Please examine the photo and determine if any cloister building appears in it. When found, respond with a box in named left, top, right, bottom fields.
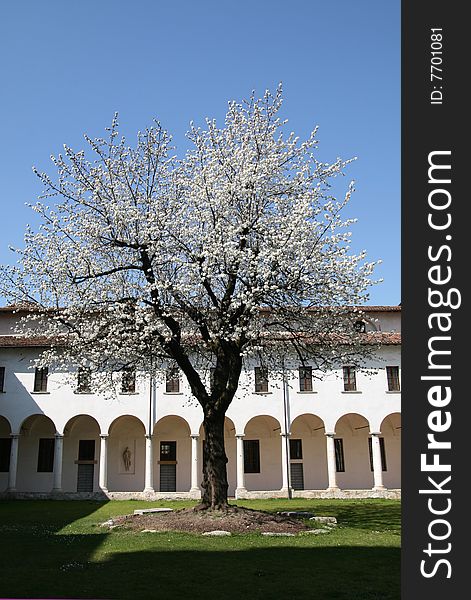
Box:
left=0, top=305, right=401, bottom=499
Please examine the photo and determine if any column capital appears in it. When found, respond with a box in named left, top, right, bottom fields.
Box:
left=100, top=434, right=109, bottom=440
left=370, top=431, right=382, bottom=437
left=145, top=434, right=154, bottom=440
left=54, top=433, right=64, bottom=439
left=280, top=431, right=291, bottom=438
left=190, top=434, right=200, bottom=440
left=235, top=433, right=245, bottom=439
left=10, top=433, right=20, bottom=440
left=325, top=431, right=336, bottom=438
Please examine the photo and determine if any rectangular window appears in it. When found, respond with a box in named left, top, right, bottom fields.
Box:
left=243, top=439, right=260, bottom=473
left=37, top=438, right=54, bottom=472
left=386, top=366, right=400, bottom=391
left=160, top=441, right=177, bottom=462
left=299, top=366, right=313, bottom=392
left=165, top=367, right=180, bottom=393
left=343, top=366, right=357, bottom=391
left=121, top=368, right=136, bottom=394
left=368, top=437, right=387, bottom=471
left=0, top=366, right=5, bottom=392
left=78, top=439, right=95, bottom=461
left=334, top=438, right=345, bottom=472
left=254, top=367, right=268, bottom=393
left=33, top=367, right=48, bottom=392
left=289, top=438, right=303, bottom=460
left=77, top=367, right=92, bottom=393
left=0, top=438, right=11, bottom=472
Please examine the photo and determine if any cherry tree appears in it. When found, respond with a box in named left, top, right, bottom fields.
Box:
left=1, top=86, right=378, bottom=509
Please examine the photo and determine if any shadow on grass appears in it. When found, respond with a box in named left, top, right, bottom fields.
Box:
left=0, top=499, right=400, bottom=600
left=0, top=540, right=399, bottom=600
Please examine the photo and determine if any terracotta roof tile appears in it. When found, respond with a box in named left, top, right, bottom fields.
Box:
left=0, top=336, right=53, bottom=348
left=0, top=331, right=401, bottom=349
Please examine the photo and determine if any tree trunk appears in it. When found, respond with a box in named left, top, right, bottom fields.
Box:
left=199, top=409, right=230, bottom=510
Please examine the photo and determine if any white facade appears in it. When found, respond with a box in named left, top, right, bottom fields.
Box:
left=0, top=306, right=401, bottom=499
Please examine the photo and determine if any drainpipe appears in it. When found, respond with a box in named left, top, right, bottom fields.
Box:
left=281, top=357, right=292, bottom=499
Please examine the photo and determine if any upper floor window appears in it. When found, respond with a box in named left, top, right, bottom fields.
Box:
left=33, top=367, right=48, bottom=393
left=76, top=367, right=92, bottom=394
left=254, top=366, right=269, bottom=393
left=354, top=320, right=366, bottom=333
left=0, top=366, right=5, bottom=392
left=299, top=366, right=313, bottom=392
left=121, top=368, right=136, bottom=394
left=166, top=367, right=180, bottom=393
left=343, top=366, right=357, bottom=392
left=386, top=366, right=400, bottom=391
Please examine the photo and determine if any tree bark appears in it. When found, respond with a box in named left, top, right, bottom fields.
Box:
left=198, top=409, right=230, bottom=510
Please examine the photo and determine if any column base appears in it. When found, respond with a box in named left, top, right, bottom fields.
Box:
left=143, top=487, right=155, bottom=494
left=52, top=488, right=63, bottom=493
left=189, top=487, right=201, bottom=493
left=326, top=486, right=340, bottom=492
left=235, top=487, right=247, bottom=499
left=372, top=485, right=386, bottom=491
left=99, top=487, right=109, bottom=493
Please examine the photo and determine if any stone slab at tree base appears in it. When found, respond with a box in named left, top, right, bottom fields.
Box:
left=133, top=508, right=173, bottom=515
left=0, top=488, right=400, bottom=501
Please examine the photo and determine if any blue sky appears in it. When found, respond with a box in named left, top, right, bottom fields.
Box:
left=0, top=0, right=400, bottom=306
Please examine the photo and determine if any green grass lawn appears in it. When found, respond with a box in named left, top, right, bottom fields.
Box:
left=0, top=498, right=400, bottom=599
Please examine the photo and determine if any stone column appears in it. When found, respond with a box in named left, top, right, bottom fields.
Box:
left=235, top=434, right=246, bottom=497
left=8, top=434, right=20, bottom=491
left=280, top=432, right=291, bottom=493
left=190, top=434, right=200, bottom=492
left=52, top=434, right=64, bottom=492
left=371, top=432, right=386, bottom=490
left=144, top=434, right=154, bottom=493
left=99, top=434, right=109, bottom=492
left=325, top=432, right=339, bottom=490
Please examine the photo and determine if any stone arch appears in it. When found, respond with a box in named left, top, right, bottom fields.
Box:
left=16, top=414, right=57, bottom=492
left=64, top=414, right=101, bottom=436
left=379, top=412, right=401, bottom=488
left=244, top=414, right=282, bottom=437
left=334, top=413, right=373, bottom=489
left=153, top=415, right=192, bottom=493
left=290, top=413, right=328, bottom=490
left=20, top=413, right=57, bottom=435
left=154, top=415, right=191, bottom=437
left=62, top=414, right=101, bottom=493
left=107, top=415, right=146, bottom=492
left=0, top=415, right=12, bottom=436
left=243, top=415, right=282, bottom=491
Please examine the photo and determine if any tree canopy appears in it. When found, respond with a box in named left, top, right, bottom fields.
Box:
left=0, top=86, right=379, bottom=507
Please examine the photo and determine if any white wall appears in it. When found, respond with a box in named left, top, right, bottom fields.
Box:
left=0, top=309, right=401, bottom=494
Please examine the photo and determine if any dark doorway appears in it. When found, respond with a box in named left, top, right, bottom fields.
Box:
left=159, top=441, right=177, bottom=492
left=76, top=439, right=96, bottom=492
